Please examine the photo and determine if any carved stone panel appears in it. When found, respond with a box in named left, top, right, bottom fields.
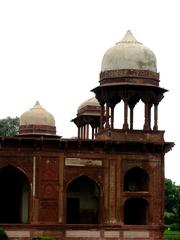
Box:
left=40, top=181, right=58, bottom=199
left=40, top=157, right=58, bottom=180
left=39, top=200, right=58, bottom=222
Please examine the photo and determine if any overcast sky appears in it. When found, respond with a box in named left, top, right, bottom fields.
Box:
left=0, top=0, right=179, bottom=184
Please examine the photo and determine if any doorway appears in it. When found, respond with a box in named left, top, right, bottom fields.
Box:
left=66, top=175, right=100, bottom=224
left=0, top=165, right=30, bottom=223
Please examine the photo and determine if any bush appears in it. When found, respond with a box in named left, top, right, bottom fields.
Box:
left=169, top=223, right=180, bottom=231
left=164, top=211, right=177, bottom=225
left=0, top=228, right=9, bottom=240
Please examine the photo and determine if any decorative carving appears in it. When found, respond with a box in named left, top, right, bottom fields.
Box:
left=100, top=69, right=159, bottom=83
left=65, top=158, right=102, bottom=167
left=40, top=158, right=58, bottom=180
left=40, top=181, right=58, bottom=199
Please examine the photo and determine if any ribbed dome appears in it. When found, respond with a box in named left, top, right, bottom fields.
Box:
left=101, top=30, right=157, bottom=72
left=78, top=97, right=100, bottom=113
left=19, top=101, right=56, bottom=135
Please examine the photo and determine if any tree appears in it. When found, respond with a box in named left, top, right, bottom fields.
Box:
left=165, top=178, right=177, bottom=213
left=165, top=178, right=180, bottom=224
left=0, top=117, right=19, bottom=136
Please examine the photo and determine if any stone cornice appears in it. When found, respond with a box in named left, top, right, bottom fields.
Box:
left=0, top=135, right=174, bottom=154
left=100, top=69, right=160, bottom=86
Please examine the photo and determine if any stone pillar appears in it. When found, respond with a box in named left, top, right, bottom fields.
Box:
left=58, top=153, right=64, bottom=223
left=108, top=159, right=117, bottom=223
left=105, top=103, right=110, bottom=129
left=153, top=104, right=158, bottom=131
left=130, top=106, right=134, bottom=130
left=78, top=127, right=80, bottom=138
left=92, top=126, right=95, bottom=139
left=110, top=106, right=114, bottom=129
left=80, top=126, right=83, bottom=139
left=148, top=103, right=152, bottom=130
left=144, top=102, right=150, bottom=130
left=100, top=104, right=104, bottom=130
left=87, top=124, right=89, bottom=139
left=83, top=125, right=86, bottom=139
left=31, top=155, right=38, bottom=223
left=123, top=101, right=129, bottom=130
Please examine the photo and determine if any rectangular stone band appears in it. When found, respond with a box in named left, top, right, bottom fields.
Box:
left=66, top=230, right=100, bottom=238
left=124, top=231, right=149, bottom=238
left=104, top=231, right=120, bottom=238
left=6, top=231, right=30, bottom=238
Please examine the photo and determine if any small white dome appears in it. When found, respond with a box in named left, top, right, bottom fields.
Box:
left=101, top=30, right=157, bottom=72
left=19, top=101, right=56, bottom=135
left=20, top=101, right=55, bottom=126
left=78, top=97, right=100, bottom=113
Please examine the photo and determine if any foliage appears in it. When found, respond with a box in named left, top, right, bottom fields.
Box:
left=0, top=116, right=19, bottom=136
left=165, top=223, right=180, bottom=231
left=0, top=228, right=9, bottom=240
left=164, top=229, right=180, bottom=239
left=164, top=211, right=177, bottom=225
left=165, top=178, right=180, bottom=225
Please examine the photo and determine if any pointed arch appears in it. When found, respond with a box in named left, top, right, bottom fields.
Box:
left=66, top=175, right=100, bottom=224
left=124, top=167, right=149, bottom=192
left=0, top=165, right=30, bottom=223
left=132, top=99, right=144, bottom=130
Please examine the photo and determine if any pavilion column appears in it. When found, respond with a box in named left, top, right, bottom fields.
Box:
left=143, top=102, right=150, bottom=130
left=80, top=126, right=82, bottom=139
left=86, top=124, right=89, bottom=139
left=105, top=103, right=110, bottom=129
left=100, top=104, right=104, bottom=130
left=130, top=106, right=134, bottom=130
left=110, top=106, right=114, bottom=129
left=123, top=100, right=129, bottom=130
left=78, top=127, right=80, bottom=138
left=153, top=104, right=158, bottom=131
left=81, top=125, right=83, bottom=139
left=92, top=126, right=95, bottom=139
left=83, top=125, right=86, bottom=139
left=84, top=125, right=86, bottom=139
left=148, top=103, right=152, bottom=130
left=95, top=127, right=98, bottom=134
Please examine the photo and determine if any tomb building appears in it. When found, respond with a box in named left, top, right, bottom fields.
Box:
left=0, top=31, right=174, bottom=240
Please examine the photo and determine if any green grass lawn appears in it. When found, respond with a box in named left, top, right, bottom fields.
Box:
left=164, top=230, right=180, bottom=239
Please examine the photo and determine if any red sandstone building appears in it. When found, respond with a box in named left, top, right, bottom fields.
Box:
left=0, top=31, right=174, bottom=240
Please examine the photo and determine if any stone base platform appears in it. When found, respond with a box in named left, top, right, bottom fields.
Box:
left=2, top=224, right=164, bottom=240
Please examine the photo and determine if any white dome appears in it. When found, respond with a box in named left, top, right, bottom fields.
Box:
left=20, top=101, right=55, bottom=127
left=78, top=97, right=100, bottom=113
left=101, top=30, right=157, bottom=72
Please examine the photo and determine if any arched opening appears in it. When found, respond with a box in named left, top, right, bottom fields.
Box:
left=124, top=198, right=148, bottom=225
left=113, top=101, right=124, bottom=129
left=133, top=100, right=144, bottom=130
left=66, top=175, right=100, bottom=224
left=0, top=165, right=30, bottom=223
left=124, top=167, right=149, bottom=191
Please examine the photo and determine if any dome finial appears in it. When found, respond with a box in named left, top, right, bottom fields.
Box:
left=33, top=100, right=42, bottom=108
left=117, top=30, right=141, bottom=45
left=35, top=100, right=40, bottom=105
